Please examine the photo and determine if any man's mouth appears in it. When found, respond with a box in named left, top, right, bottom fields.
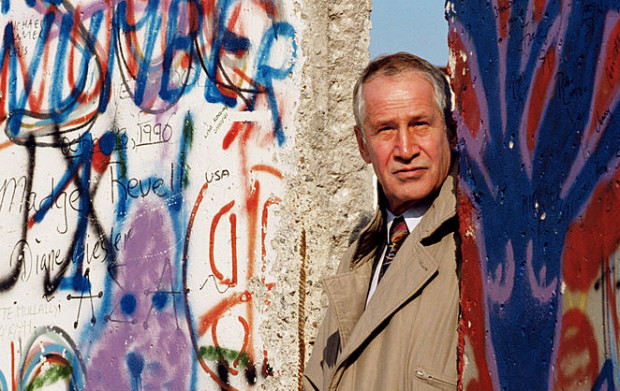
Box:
left=393, top=167, right=425, bottom=177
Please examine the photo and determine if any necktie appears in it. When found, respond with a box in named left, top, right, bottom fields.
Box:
left=378, top=216, right=409, bottom=282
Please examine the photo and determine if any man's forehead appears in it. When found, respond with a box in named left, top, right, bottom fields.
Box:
left=361, top=72, right=436, bottom=108
left=362, top=74, right=438, bottom=113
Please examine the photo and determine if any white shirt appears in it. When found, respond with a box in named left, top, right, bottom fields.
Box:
left=365, top=202, right=430, bottom=306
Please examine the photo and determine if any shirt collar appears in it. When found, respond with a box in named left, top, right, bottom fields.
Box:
left=385, top=200, right=431, bottom=241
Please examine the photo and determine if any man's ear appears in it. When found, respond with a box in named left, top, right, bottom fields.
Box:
left=354, top=126, right=371, bottom=164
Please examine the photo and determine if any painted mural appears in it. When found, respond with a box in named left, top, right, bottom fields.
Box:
left=0, top=0, right=298, bottom=389
left=448, top=0, right=619, bottom=389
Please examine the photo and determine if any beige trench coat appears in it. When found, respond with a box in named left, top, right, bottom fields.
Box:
left=303, top=169, right=459, bottom=391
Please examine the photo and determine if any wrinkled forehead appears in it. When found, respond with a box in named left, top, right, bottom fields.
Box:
left=360, top=71, right=441, bottom=114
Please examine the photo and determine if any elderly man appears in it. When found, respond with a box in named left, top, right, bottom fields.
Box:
left=304, top=53, right=459, bottom=390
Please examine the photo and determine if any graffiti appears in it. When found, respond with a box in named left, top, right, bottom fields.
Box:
left=183, top=162, right=283, bottom=389
left=0, top=0, right=295, bottom=143
left=0, top=0, right=297, bottom=389
left=16, top=327, right=86, bottom=391
left=449, top=0, right=620, bottom=389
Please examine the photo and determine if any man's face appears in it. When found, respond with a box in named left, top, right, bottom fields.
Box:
left=354, top=72, right=453, bottom=215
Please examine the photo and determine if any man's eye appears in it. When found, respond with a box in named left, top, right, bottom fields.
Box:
left=413, top=121, right=428, bottom=127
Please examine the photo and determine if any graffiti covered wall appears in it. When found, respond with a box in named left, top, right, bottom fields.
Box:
left=449, top=0, right=620, bottom=389
left=0, top=0, right=372, bottom=389
left=0, top=0, right=299, bottom=389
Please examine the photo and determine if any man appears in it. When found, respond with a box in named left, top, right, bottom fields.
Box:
left=304, top=53, right=459, bottom=390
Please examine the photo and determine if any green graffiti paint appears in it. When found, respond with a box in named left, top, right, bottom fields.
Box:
left=24, top=362, right=73, bottom=391
left=198, top=345, right=250, bottom=368
left=180, top=113, right=195, bottom=189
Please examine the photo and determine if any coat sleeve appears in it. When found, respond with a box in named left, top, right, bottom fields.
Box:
left=303, top=244, right=362, bottom=390
left=303, top=304, right=342, bottom=391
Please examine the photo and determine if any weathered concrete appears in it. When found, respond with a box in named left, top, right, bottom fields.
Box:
left=264, top=0, right=373, bottom=389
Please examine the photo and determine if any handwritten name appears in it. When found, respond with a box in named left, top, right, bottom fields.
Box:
left=205, top=106, right=229, bottom=138
left=0, top=176, right=80, bottom=234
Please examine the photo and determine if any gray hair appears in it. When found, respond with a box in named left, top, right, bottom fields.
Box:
left=352, top=52, right=454, bottom=137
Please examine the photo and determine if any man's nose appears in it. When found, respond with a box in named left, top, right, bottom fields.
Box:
left=394, top=128, right=418, bottom=160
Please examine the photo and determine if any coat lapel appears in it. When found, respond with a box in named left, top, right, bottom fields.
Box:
left=334, top=237, right=440, bottom=368
left=323, top=260, right=374, bottom=348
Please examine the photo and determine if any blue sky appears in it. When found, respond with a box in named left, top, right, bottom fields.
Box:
left=370, top=0, right=449, bottom=66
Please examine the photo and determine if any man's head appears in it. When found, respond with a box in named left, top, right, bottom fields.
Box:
left=353, top=53, right=455, bottom=215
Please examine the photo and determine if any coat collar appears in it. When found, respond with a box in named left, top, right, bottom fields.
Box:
left=349, top=163, right=457, bottom=269
left=322, top=164, right=458, bottom=365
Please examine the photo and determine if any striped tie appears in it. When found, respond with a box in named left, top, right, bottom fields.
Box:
left=378, top=216, right=409, bottom=282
